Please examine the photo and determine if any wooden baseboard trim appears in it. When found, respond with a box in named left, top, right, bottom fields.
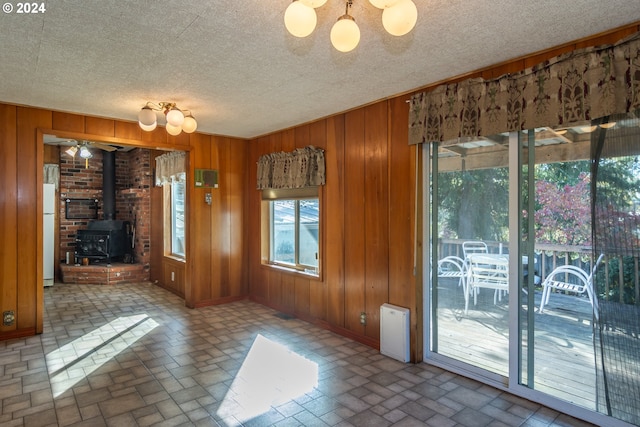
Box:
left=0, top=328, right=37, bottom=341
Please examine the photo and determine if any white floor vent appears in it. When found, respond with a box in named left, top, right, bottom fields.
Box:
left=380, top=303, right=410, bottom=363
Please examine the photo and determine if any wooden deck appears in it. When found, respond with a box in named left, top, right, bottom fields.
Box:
left=434, top=278, right=598, bottom=410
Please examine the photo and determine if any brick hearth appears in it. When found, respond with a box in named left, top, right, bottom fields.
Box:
left=60, top=262, right=147, bottom=285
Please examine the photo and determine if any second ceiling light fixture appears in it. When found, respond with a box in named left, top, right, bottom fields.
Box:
left=138, top=102, right=198, bottom=136
left=284, top=0, right=418, bottom=52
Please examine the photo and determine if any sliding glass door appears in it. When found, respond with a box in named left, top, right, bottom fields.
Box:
left=426, top=116, right=640, bottom=426
left=518, top=125, right=596, bottom=408
left=429, top=133, right=510, bottom=377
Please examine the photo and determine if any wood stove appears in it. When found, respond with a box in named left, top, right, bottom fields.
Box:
left=75, top=220, right=130, bottom=264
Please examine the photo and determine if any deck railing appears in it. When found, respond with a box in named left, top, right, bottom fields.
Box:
left=438, top=239, right=640, bottom=304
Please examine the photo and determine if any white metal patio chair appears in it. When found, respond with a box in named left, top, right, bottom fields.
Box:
left=539, top=254, right=604, bottom=318
left=464, top=253, right=509, bottom=314
left=437, top=256, right=466, bottom=288
left=462, top=241, right=488, bottom=258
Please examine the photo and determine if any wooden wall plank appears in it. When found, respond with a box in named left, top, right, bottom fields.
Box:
left=207, top=136, right=222, bottom=299
left=189, top=133, right=213, bottom=305
left=247, top=136, right=268, bottom=301
left=388, top=96, right=415, bottom=308
left=43, top=145, right=59, bottom=164
left=168, top=131, right=191, bottom=149
left=308, top=120, right=327, bottom=321
left=140, top=126, right=168, bottom=145
left=294, top=276, right=310, bottom=316
left=324, top=114, right=345, bottom=327
left=229, top=139, right=246, bottom=296
left=363, top=102, right=389, bottom=340
left=280, top=274, right=295, bottom=312
left=52, top=111, right=84, bottom=133
left=0, top=104, right=18, bottom=334
left=17, top=107, right=52, bottom=333
left=281, top=128, right=295, bottom=152
left=84, top=117, right=115, bottom=137
left=115, top=121, right=142, bottom=141
left=218, top=137, right=231, bottom=298
left=343, top=109, right=366, bottom=333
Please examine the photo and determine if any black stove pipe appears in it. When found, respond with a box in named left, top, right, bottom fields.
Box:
left=102, top=151, right=116, bottom=220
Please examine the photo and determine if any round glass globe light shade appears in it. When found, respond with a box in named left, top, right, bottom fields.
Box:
left=166, top=123, right=182, bottom=136
left=382, top=0, right=417, bottom=36
left=330, top=18, right=360, bottom=53
left=182, top=116, right=198, bottom=133
left=166, top=108, right=185, bottom=127
left=284, top=1, right=317, bottom=37
left=139, top=121, right=157, bottom=132
left=300, top=0, right=327, bottom=7
left=369, top=0, right=401, bottom=9
left=138, top=107, right=157, bottom=126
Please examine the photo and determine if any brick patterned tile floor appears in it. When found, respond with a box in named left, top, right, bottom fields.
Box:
left=0, top=282, right=596, bottom=426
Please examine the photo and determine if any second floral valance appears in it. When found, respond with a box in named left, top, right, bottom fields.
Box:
left=257, top=146, right=325, bottom=190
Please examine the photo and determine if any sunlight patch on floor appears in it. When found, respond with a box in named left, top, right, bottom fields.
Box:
left=217, top=334, right=318, bottom=422
left=45, top=314, right=158, bottom=398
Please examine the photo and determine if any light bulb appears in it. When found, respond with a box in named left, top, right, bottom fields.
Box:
left=139, top=121, right=157, bottom=132
left=369, top=0, right=401, bottom=8
left=138, top=106, right=157, bottom=126
left=79, top=146, right=92, bottom=159
left=330, top=16, right=360, bottom=52
left=284, top=1, right=317, bottom=38
left=382, top=0, right=417, bottom=36
left=166, top=108, right=184, bottom=127
left=166, top=123, right=182, bottom=136
left=182, top=115, right=197, bottom=133
left=300, top=0, right=327, bottom=6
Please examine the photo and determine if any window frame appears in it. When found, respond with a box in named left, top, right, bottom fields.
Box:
left=163, top=172, right=186, bottom=259
left=261, top=187, right=321, bottom=278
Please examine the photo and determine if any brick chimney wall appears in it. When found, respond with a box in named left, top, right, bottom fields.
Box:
left=58, top=148, right=151, bottom=275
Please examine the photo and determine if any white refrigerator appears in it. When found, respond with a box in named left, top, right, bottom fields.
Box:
left=43, top=183, right=55, bottom=287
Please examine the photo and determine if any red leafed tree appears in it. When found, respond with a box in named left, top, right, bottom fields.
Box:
left=534, top=172, right=591, bottom=245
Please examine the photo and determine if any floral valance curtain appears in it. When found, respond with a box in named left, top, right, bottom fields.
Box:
left=257, top=146, right=325, bottom=190
left=43, top=164, right=59, bottom=190
left=409, top=31, right=640, bottom=145
left=155, top=151, right=186, bottom=186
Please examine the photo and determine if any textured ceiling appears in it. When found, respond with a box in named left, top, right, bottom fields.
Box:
left=1, top=1, right=639, bottom=139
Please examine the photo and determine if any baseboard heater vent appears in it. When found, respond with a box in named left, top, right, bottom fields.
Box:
left=380, top=303, right=410, bottom=362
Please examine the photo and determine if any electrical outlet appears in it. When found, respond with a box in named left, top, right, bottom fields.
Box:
left=3, top=310, right=15, bottom=326
left=360, top=312, right=367, bottom=325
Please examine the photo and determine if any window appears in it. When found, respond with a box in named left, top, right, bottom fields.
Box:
left=164, top=172, right=186, bottom=258
left=262, top=188, right=320, bottom=276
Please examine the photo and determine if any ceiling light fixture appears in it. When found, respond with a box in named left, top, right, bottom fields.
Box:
left=284, top=0, right=417, bottom=53
left=137, top=102, right=198, bottom=135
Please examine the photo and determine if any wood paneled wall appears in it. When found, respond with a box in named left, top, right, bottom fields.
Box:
left=0, top=105, right=247, bottom=340
left=245, top=98, right=421, bottom=357
left=244, top=24, right=640, bottom=361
